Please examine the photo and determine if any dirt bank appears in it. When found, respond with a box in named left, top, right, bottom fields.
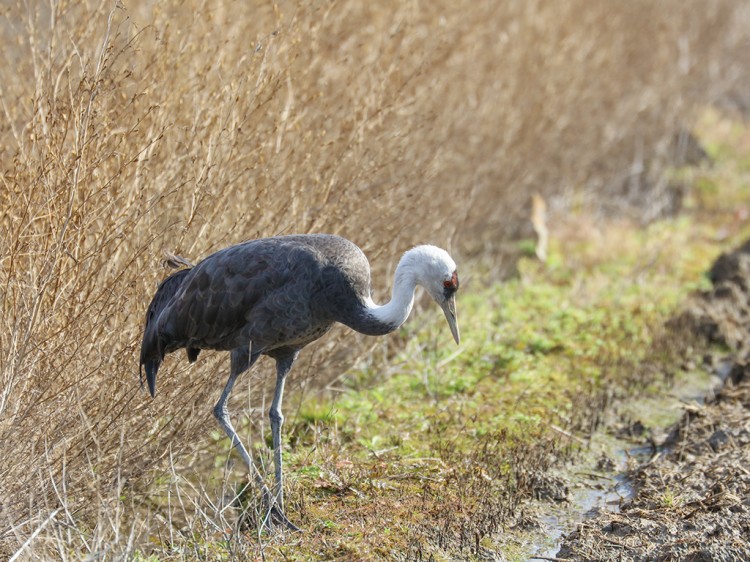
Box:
left=555, top=240, right=750, bottom=561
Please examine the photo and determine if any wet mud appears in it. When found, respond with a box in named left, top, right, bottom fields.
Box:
left=553, top=239, right=750, bottom=561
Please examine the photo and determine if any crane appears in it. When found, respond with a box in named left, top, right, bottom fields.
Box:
left=139, top=234, right=460, bottom=531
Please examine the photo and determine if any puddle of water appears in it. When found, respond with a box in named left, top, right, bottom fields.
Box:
left=531, top=450, right=638, bottom=560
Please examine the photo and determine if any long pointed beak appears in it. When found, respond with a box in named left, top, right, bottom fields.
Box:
left=440, top=296, right=460, bottom=345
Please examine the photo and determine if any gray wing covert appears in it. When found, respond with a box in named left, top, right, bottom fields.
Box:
left=160, top=243, right=281, bottom=350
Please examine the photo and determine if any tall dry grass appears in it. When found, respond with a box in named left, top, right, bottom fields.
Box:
left=1, top=0, right=748, bottom=556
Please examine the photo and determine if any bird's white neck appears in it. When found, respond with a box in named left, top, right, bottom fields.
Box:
left=364, top=265, right=416, bottom=330
left=364, top=249, right=431, bottom=331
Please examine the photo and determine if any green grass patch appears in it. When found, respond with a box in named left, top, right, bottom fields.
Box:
left=311, top=239, right=687, bottom=460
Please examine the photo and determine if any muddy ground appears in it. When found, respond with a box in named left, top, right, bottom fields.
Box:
left=552, top=240, right=750, bottom=561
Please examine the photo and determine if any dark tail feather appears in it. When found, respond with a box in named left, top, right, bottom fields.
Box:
left=140, top=360, right=160, bottom=398
left=139, top=267, right=192, bottom=398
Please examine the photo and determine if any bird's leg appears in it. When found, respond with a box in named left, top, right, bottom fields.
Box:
left=269, top=352, right=295, bottom=506
left=268, top=350, right=298, bottom=528
left=213, top=349, right=271, bottom=511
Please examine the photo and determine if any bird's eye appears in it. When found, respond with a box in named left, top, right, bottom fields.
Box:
left=443, top=280, right=453, bottom=288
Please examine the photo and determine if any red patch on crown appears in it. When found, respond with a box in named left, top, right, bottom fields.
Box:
left=443, top=271, right=459, bottom=289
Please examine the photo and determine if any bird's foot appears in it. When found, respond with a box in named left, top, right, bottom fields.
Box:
left=266, top=504, right=302, bottom=533
left=258, top=492, right=302, bottom=533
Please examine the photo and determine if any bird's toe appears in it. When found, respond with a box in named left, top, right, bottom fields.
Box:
left=269, top=505, right=302, bottom=533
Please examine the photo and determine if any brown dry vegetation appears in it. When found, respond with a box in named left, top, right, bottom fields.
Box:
left=1, top=0, right=749, bottom=558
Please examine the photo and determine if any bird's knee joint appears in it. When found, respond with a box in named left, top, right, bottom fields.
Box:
left=269, top=408, right=284, bottom=424
left=213, top=404, right=228, bottom=421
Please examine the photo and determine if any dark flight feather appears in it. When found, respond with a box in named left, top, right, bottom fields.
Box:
left=140, top=267, right=193, bottom=397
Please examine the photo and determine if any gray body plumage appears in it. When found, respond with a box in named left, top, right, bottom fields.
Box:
left=139, top=233, right=459, bottom=531
left=140, top=234, right=396, bottom=395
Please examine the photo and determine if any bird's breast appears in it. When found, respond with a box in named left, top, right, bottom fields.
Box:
left=283, top=322, right=334, bottom=348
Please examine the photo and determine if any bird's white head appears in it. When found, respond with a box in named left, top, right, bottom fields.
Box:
left=402, top=245, right=460, bottom=345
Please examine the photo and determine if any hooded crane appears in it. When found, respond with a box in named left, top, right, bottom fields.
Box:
left=139, top=234, right=460, bottom=531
